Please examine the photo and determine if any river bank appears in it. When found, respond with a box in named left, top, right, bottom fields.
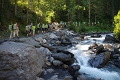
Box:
left=0, top=28, right=120, bottom=80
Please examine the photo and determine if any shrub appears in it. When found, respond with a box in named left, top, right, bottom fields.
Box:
left=113, top=10, right=120, bottom=41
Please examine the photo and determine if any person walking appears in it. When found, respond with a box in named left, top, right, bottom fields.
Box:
left=37, top=23, right=40, bottom=33
left=25, top=25, right=29, bottom=37
left=45, top=24, right=48, bottom=32
left=29, top=23, right=33, bottom=35
left=9, top=23, right=13, bottom=39
left=42, top=23, right=45, bottom=33
left=13, top=22, right=19, bottom=38
left=32, top=25, right=36, bottom=37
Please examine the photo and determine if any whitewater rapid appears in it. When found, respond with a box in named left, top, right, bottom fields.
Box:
left=69, top=34, right=120, bottom=80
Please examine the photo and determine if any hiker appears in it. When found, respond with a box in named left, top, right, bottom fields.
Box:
left=25, top=25, right=29, bottom=37
left=9, top=23, right=13, bottom=39
left=13, top=22, right=19, bottom=38
left=29, top=23, right=33, bottom=35
left=42, top=23, right=45, bottom=33
left=45, top=24, right=48, bottom=32
left=37, top=23, right=40, bottom=33
left=32, top=25, right=36, bottom=37
left=48, top=23, right=51, bottom=32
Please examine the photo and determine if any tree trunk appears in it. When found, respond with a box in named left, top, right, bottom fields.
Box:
left=0, top=0, right=4, bottom=30
left=0, top=0, right=2, bottom=24
left=27, top=0, right=29, bottom=24
left=88, top=0, right=90, bottom=26
left=111, top=0, right=114, bottom=23
left=27, top=9, right=28, bottom=24
left=14, top=0, right=17, bottom=16
left=66, top=0, right=70, bottom=21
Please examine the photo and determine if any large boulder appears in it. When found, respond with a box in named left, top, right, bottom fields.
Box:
left=60, top=37, right=72, bottom=46
left=19, top=38, right=40, bottom=47
left=68, top=65, right=80, bottom=80
left=35, top=37, right=47, bottom=44
left=103, top=35, right=118, bottom=43
left=52, top=50, right=74, bottom=65
left=95, top=45, right=104, bottom=54
left=52, top=60, right=63, bottom=66
left=88, top=51, right=110, bottom=68
left=0, top=41, right=46, bottom=80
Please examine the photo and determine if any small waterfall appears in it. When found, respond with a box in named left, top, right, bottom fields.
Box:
left=68, top=34, right=120, bottom=80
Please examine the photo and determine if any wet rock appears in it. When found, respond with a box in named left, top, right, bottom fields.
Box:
left=114, top=48, right=120, bottom=55
left=77, top=75, right=87, bottom=80
left=40, top=44, right=55, bottom=51
left=109, top=48, right=120, bottom=59
left=35, top=37, right=47, bottom=44
left=39, top=47, right=52, bottom=56
left=114, top=61, right=120, bottom=68
left=64, top=76, right=72, bottom=80
left=52, top=53, right=71, bottom=61
left=88, top=51, right=110, bottom=68
left=45, top=61, right=52, bottom=66
left=89, top=42, right=98, bottom=50
left=36, top=77, right=45, bottom=80
left=79, top=35, right=85, bottom=40
left=0, top=42, right=46, bottom=80
left=68, top=65, right=80, bottom=79
left=49, top=75, right=62, bottom=80
left=103, top=35, right=118, bottom=43
left=39, top=78, right=45, bottom=80
left=52, top=50, right=74, bottom=65
left=91, top=33, right=101, bottom=38
left=22, top=37, right=40, bottom=47
left=75, top=35, right=85, bottom=41
left=46, top=68, right=55, bottom=73
left=62, top=64, right=69, bottom=69
left=49, top=57, right=54, bottom=63
left=59, top=37, right=72, bottom=46
left=52, top=60, right=63, bottom=66
left=56, top=50, right=74, bottom=58
left=113, top=54, right=119, bottom=59
left=104, top=44, right=113, bottom=51
left=95, top=45, right=104, bottom=54
left=49, top=33, right=58, bottom=39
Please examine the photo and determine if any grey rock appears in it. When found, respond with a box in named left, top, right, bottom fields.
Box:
left=0, top=42, right=46, bottom=80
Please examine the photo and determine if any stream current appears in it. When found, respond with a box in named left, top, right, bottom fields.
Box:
left=69, top=34, right=120, bottom=80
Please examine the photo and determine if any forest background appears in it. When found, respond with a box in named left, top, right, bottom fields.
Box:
left=0, top=0, right=120, bottom=38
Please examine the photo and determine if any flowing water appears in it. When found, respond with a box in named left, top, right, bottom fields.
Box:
left=69, top=34, right=120, bottom=80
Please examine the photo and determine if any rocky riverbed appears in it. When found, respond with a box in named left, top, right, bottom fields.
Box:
left=0, top=28, right=120, bottom=80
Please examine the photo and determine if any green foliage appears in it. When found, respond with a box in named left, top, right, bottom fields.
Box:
left=0, top=0, right=119, bottom=39
left=68, top=22, right=113, bottom=34
left=113, top=10, right=120, bottom=41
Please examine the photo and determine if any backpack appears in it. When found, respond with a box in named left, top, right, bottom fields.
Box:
left=9, top=25, right=13, bottom=30
left=11, top=25, right=14, bottom=30
left=13, top=24, right=16, bottom=30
